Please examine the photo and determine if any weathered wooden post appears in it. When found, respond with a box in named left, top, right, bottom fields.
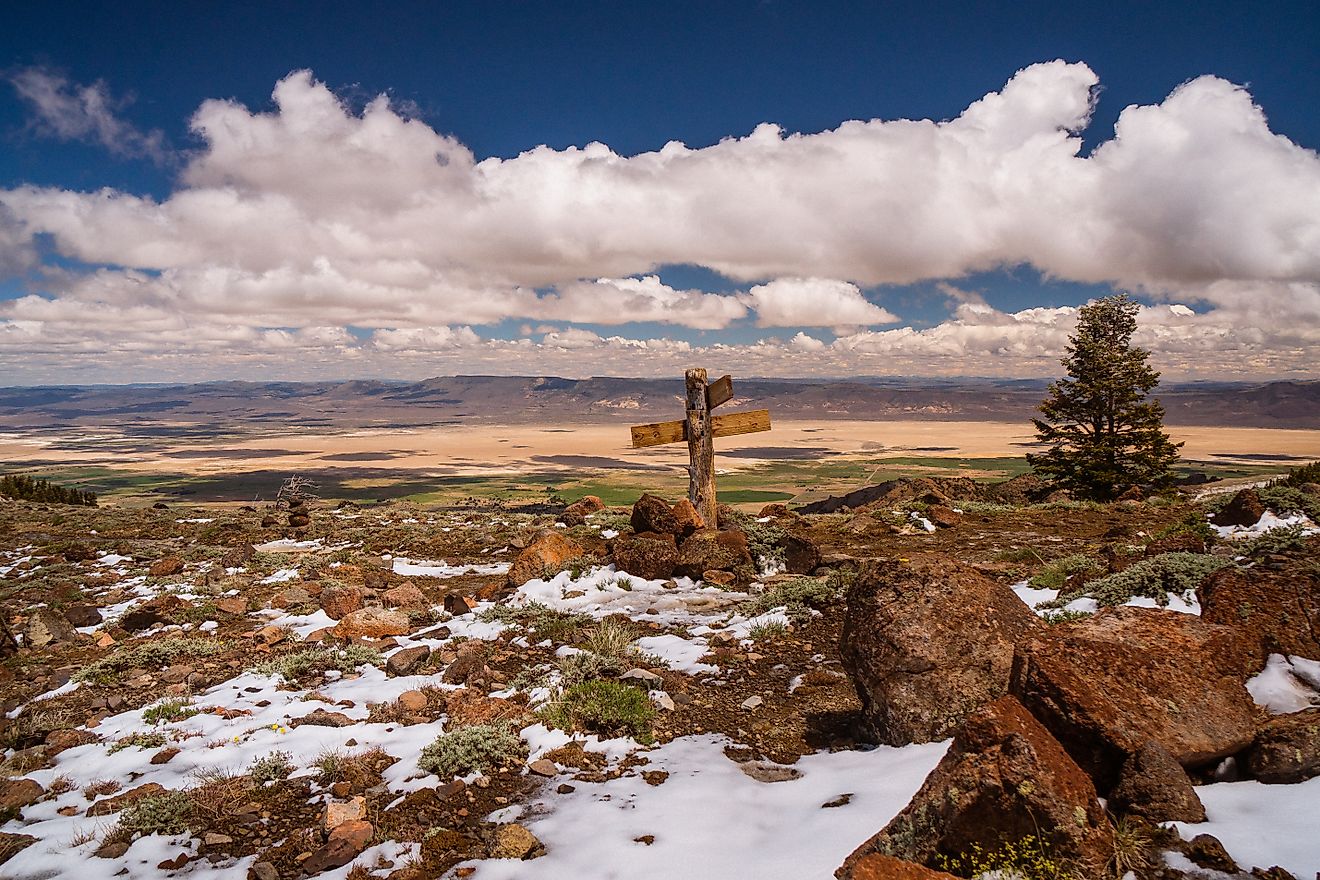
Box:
left=684, top=368, right=717, bottom=525
left=630, top=370, right=770, bottom=527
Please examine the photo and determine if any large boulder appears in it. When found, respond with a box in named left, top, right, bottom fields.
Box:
left=1245, top=708, right=1320, bottom=784
left=674, top=529, right=754, bottom=580
left=839, top=556, right=1043, bottom=746
left=839, top=696, right=1113, bottom=877
left=837, top=855, right=959, bottom=880
left=1010, top=606, right=1259, bottom=790
left=612, top=532, right=678, bottom=580
left=1211, top=488, right=1266, bottom=527
left=1108, top=741, right=1206, bottom=822
left=631, top=494, right=682, bottom=536
left=1198, top=559, right=1320, bottom=673
left=506, top=532, right=586, bottom=587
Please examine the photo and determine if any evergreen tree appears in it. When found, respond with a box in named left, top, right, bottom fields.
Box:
left=1028, top=294, right=1181, bottom=500
left=0, top=473, right=97, bottom=506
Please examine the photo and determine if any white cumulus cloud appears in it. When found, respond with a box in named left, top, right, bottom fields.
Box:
left=1, top=61, right=1318, bottom=380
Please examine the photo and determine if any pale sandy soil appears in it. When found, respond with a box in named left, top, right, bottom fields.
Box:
left=2, top=420, right=1318, bottom=476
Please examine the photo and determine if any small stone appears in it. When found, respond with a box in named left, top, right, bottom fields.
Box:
left=619, top=668, right=663, bottom=685
left=214, top=597, right=248, bottom=615
left=444, top=594, right=477, bottom=616
left=203, top=832, right=234, bottom=846
left=332, top=607, right=411, bottom=639
left=63, top=603, right=104, bottom=627
left=44, top=728, right=98, bottom=756
left=250, top=862, right=278, bottom=880
left=740, top=695, right=763, bottom=710
left=291, top=709, right=355, bottom=728
left=95, top=839, right=130, bottom=859
left=386, top=645, right=430, bottom=676
left=25, top=610, right=76, bottom=648
left=323, top=795, right=368, bottom=830
left=320, top=586, right=366, bottom=620
left=1185, top=834, right=1239, bottom=873
left=150, top=747, right=181, bottom=765
left=654, top=693, right=676, bottom=711
left=382, top=582, right=428, bottom=610
left=253, top=625, right=286, bottom=646
left=738, top=761, right=803, bottom=783
left=149, top=556, right=185, bottom=577
left=0, top=778, right=44, bottom=809
left=490, top=823, right=543, bottom=859
left=527, top=759, right=558, bottom=777
left=556, top=783, right=576, bottom=794
left=397, top=690, right=429, bottom=713
left=303, top=820, right=373, bottom=873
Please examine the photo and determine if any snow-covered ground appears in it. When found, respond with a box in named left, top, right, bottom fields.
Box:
left=1173, top=776, right=1320, bottom=879
left=461, top=734, right=949, bottom=880
left=1211, top=510, right=1317, bottom=540
left=1247, top=654, right=1320, bottom=714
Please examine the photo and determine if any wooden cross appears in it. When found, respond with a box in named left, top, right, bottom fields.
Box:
left=629, top=368, right=771, bottom=525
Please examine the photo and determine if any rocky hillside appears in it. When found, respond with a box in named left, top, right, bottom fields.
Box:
left=0, top=478, right=1316, bottom=878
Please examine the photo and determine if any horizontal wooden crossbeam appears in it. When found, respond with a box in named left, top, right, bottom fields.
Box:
left=630, top=409, right=771, bottom=448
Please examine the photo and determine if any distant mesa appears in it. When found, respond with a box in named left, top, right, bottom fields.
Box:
left=721, top=446, right=837, bottom=460
left=162, top=448, right=302, bottom=459
left=318, top=452, right=405, bottom=462
left=531, top=454, right=668, bottom=471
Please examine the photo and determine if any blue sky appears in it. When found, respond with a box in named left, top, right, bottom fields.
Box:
left=1, top=1, right=1318, bottom=383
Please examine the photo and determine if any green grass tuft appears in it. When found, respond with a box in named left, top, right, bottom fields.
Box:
left=540, top=679, right=655, bottom=744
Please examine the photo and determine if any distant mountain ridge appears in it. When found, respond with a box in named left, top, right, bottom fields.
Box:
left=0, top=376, right=1316, bottom=431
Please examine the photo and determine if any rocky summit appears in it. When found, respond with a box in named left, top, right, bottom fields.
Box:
left=0, top=475, right=1316, bottom=880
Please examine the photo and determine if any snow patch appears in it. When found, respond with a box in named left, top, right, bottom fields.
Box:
left=1247, top=654, right=1320, bottom=714
left=460, top=734, right=949, bottom=880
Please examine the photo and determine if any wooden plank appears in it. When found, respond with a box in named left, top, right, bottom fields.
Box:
left=706, top=374, right=733, bottom=410
left=686, top=368, right=718, bottom=525
left=630, top=419, right=686, bottom=448
left=631, top=408, right=771, bottom=447
left=711, top=409, right=771, bottom=439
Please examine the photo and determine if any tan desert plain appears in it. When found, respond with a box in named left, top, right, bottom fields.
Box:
left=3, top=418, right=1318, bottom=507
